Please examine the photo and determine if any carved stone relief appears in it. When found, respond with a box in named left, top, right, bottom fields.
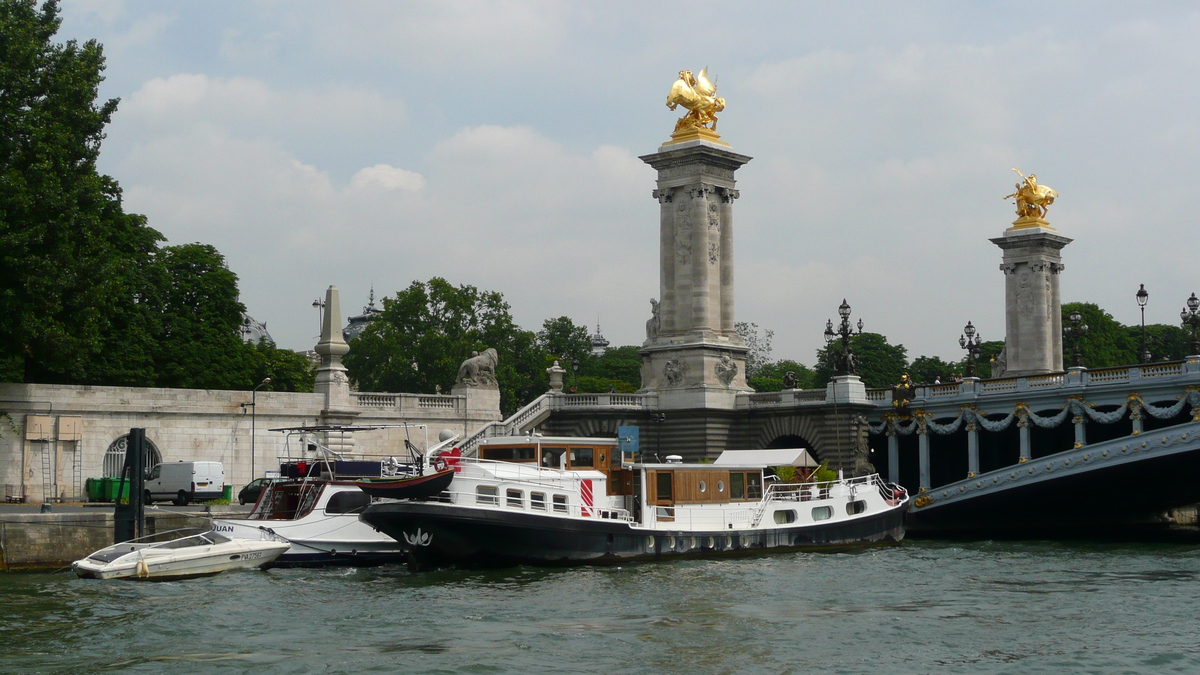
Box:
left=1016, top=267, right=1034, bottom=319
left=664, top=359, right=687, bottom=387
left=715, top=354, right=737, bottom=386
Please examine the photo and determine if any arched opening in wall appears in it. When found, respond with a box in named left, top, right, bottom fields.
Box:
left=766, top=434, right=811, bottom=450
left=102, top=435, right=163, bottom=478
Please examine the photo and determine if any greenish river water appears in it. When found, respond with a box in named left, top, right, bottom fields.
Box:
left=2, top=539, right=1199, bottom=674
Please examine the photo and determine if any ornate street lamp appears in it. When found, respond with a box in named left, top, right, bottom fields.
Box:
left=1181, top=292, right=1200, bottom=355
left=959, top=321, right=982, bottom=377
left=1136, top=284, right=1150, bottom=363
left=1063, top=309, right=1089, bottom=368
left=825, top=299, right=864, bottom=375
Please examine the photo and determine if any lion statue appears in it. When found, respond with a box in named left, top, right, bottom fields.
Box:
left=456, top=348, right=499, bottom=387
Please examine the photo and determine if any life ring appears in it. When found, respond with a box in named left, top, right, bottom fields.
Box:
left=431, top=455, right=448, bottom=472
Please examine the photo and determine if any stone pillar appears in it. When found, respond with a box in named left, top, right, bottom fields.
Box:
left=887, top=431, right=899, bottom=484
left=314, top=285, right=356, bottom=418
left=1073, top=414, right=1087, bottom=448
left=918, top=429, right=930, bottom=492
left=1018, top=416, right=1031, bottom=462
left=639, top=140, right=753, bottom=410
left=991, top=223, right=1072, bottom=377
left=967, top=422, right=979, bottom=477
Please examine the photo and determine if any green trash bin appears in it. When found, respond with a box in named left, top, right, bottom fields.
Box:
left=222, top=485, right=232, bottom=502
left=85, top=478, right=103, bottom=502
left=101, top=478, right=130, bottom=502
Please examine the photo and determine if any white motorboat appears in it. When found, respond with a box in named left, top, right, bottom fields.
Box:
left=214, top=425, right=457, bottom=567
left=72, top=528, right=289, bottom=580
left=360, top=435, right=910, bottom=570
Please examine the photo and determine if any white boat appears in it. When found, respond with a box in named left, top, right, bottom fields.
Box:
left=214, top=425, right=457, bottom=567
left=359, top=435, right=910, bottom=569
left=72, top=528, right=289, bottom=580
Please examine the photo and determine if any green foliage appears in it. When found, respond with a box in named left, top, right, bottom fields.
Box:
left=1062, top=302, right=1137, bottom=369
left=244, top=339, right=315, bottom=393
left=583, top=345, right=642, bottom=392
left=813, top=460, right=838, bottom=483
left=772, top=465, right=797, bottom=482
left=1133, top=324, right=1191, bottom=363
left=748, top=359, right=814, bottom=392
left=536, top=317, right=591, bottom=367
left=0, top=0, right=166, bottom=383
left=814, top=332, right=907, bottom=388
left=907, top=355, right=960, bottom=385
left=974, top=340, right=1005, bottom=379
left=345, top=278, right=543, bottom=414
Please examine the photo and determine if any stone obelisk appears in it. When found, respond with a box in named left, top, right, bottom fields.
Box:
left=991, top=171, right=1071, bottom=377
left=639, top=68, right=752, bottom=409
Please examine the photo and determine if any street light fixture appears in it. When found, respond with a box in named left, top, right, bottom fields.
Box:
left=242, top=377, right=271, bottom=483
left=959, top=321, right=982, bottom=377
left=1063, top=309, right=1089, bottom=368
left=649, top=412, right=666, bottom=463
left=1136, top=284, right=1150, bottom=363
left=1181, top=293, right=1200, bottom=355
left=825, top=299, right=864, bottom=375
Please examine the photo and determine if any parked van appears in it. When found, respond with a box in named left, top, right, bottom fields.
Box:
left=145, top=461, right=225, bottom=505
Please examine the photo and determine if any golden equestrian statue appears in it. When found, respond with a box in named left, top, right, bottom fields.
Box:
left=1004, top=168, right=1058, bottom=221
left=664, top=68, right=728, bottom=145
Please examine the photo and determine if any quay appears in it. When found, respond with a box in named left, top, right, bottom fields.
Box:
left=0, top=504, right=237, bottom=571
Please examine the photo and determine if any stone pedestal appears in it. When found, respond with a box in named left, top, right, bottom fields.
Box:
left=639, top=139, right=753, bottom=409
left=452, top=383, right=500, bottom=415
left=825, top=375, right=869, bottom=404
left=991, top=223, right=1072, bottom=377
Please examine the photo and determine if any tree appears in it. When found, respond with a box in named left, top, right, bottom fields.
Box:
left=735, top=321, right=774, bottom=377
left=580, top=344, right=642, bottom=393
left=973, top=340, right=1005, bottom=379
left=153, top=244, right=252, bottom=389
left=1132, top=324, right=1191, bottom=363
left=536, top=316, right=591, bottom=370
left=0, top=0, right=165, bottom=383
left=1062, top=302, right=1137, bottom=368
left=243, top=339, right=315, bottom=393
left=345, top=278, right=543, bottom=414
left=749, top=359, right=814, bottom=392
left=907, top=355, right=960, bottom=385
left=813, top=332, right=907, bottom=388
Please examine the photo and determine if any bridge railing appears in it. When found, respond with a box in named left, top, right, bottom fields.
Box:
left=351, top=392, right=465, bottom=412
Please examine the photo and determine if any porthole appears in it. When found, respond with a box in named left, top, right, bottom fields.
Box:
left=811, top=506, right=833, bottom=521
left=717, top=480, right=725, bottom=492
left=699, top=480, right=707, bottom=493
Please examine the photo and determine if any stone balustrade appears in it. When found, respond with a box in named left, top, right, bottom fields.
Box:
left=351, top=392, right=465, bottom=412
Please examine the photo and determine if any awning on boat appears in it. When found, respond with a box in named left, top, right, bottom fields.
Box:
left=713, top=448, right=819, bottom=468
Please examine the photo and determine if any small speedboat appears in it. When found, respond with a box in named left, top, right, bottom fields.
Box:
left=72, top=528, right=289, bottom=580
left=355, top=469, right=455, bottom=500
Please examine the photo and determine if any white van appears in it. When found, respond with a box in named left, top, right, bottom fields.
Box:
left=145, top=461, right=225, bottom=505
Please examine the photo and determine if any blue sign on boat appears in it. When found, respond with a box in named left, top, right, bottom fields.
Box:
left=617, top=426, right=639, bottom=455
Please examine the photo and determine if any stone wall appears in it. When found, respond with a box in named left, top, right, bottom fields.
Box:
left=0, top=383, right=502, bottom=504
left=0, top=510, right=210, bottom=570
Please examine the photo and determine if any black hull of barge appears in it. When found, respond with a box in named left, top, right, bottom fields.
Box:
left=360, top=502, right=907, bottom=568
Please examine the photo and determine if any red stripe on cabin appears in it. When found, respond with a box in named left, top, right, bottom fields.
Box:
left=581, top=479, right=594, bottom=517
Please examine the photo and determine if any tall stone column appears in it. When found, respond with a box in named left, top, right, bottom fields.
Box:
left=639, top=140, right=752, bottom=410
left=314, top=285, right=357, bottom=420
left=991, top=219, right=1071, bottom=377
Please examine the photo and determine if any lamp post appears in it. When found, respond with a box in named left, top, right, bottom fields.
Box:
left=572, top=360, right=580, bottom=391
left=1181, top=292, right=1200, bottom=355
left=1064, top=309, right=1088, bottom=368
left=242, top=377, right=271, bottom=483
left=824, top=299, right=863, bottom=375
left=1136, top=284, right=1150, bottom=363
left=312, top=297, right=325, bottom=339
left=959, top=321, right=982, bottom=377
left=649, top=412, right=666, bottom=463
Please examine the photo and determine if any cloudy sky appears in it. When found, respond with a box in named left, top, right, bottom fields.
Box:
left=56, top=1, right=1200, bottom=365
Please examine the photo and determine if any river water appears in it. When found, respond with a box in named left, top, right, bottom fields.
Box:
left=2, top=539, right=1198, bottom=674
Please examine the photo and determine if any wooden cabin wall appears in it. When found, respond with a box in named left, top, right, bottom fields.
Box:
left=673, top=470, right=731, bottom=505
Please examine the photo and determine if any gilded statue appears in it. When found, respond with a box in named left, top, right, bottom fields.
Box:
left=1004, top=168, right=1058, bottom=220
left=666, top=68, right=725, bottom=133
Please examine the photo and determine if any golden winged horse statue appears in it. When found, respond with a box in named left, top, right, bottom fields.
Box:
left=666, top=68, right=725, bottom=133
left=1004, top=168, right=1058, bottom=220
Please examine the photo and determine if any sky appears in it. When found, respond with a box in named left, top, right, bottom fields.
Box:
left=55, top=1, right=1200, bottom=366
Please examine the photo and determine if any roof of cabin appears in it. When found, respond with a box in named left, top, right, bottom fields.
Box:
left=713, top=448, right=819, bottom=468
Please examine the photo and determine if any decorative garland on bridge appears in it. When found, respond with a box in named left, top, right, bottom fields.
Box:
left=869, top=388, right=1200, bottom=436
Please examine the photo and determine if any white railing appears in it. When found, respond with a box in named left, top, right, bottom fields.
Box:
left=1142, top=363, right=1183, bottom=378
left=741, top=389, right=827, bottom=408
left=457, top=394, right=554, bottom=457
left=867, top=389, right=889, bottom=401
left=352, top=392, right=464, bottom=412
left=1027, top=374, right=1064, bottom=388
left=428, top=487, right=632, bottom=522
left=981, top=378, right=1018, bottom=392
left=1088, top=368, right=1129, bottom=383
left=928, top=384, right=961, bottom=397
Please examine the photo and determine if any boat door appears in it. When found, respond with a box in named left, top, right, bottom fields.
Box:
left=648, top=470, right=674, bottom=522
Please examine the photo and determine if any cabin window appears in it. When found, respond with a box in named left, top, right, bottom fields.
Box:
left=476, top=485, right=498, bottom=506
left=552, top=494, right=569, bottom=513
left=812, top=506, right=833, bottom=521
left=698, top=480, right=707, bottom=493
left=730, top=473, right=745, bottom=499
left=570, top=447, right=594, bottom=468
left=541, top=447, right=565, bottom=469
left=506, top=489, right=523, bottom=508
left=717, top=480, right=725, bottom=493
left=846, top=500, right=866, bottom=516
left=530, top=492, right=546, bottom=510
left=773, top=509, right=797, bottom=524
left=747, top=473, right=763, bottom=499
left=325, top=490, right=371, bottom=514
left=482, top=446, right=535, bottom=461
left=656, top=472, right=673, bottom=502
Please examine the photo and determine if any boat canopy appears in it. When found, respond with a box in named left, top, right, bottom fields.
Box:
left=713, top=448, right=819, bottom=468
